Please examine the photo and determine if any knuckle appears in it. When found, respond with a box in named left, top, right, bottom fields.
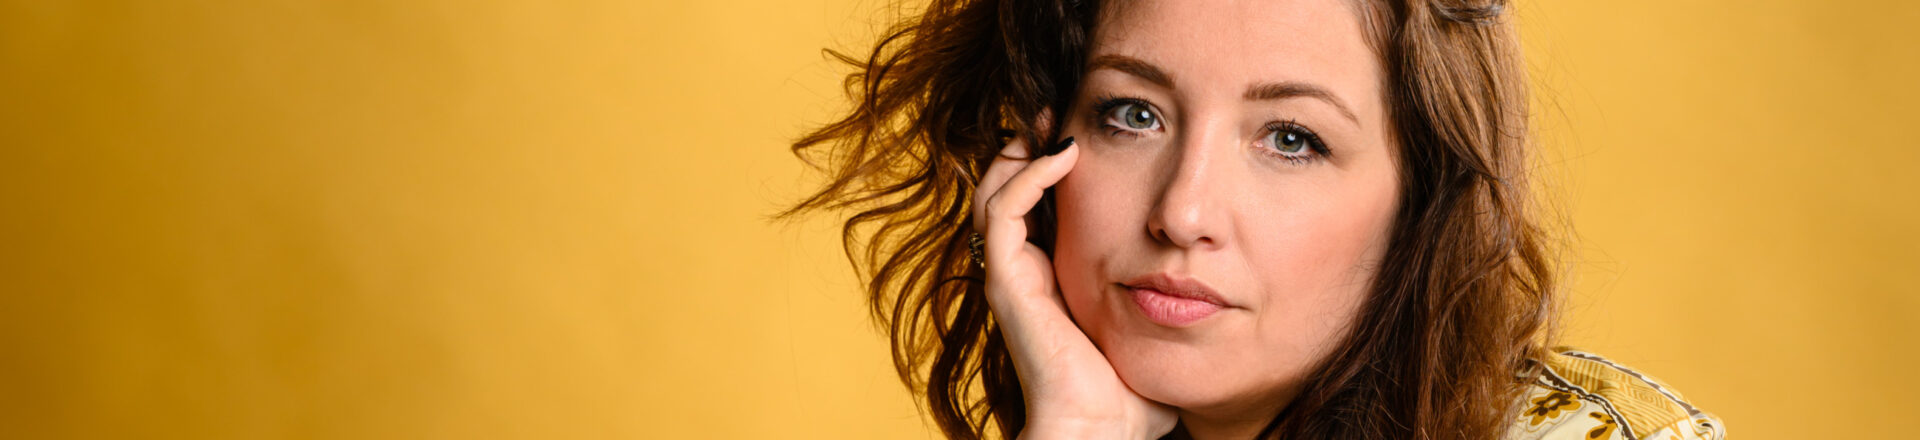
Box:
left=988, top=158, right=1026, bottom=177
left=984, top=193, right=1010, bottom=219
left=999, top=142, right=1029, bottom=159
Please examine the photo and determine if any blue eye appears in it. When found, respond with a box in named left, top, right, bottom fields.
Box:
left=1103, top=101, right=1161, bottom=131
left=1272, top=130, right=1309, bottom=154
left=1259, top=121, right=1328, bottom=163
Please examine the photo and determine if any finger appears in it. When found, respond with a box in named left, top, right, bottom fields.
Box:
left=982, top=138, right=1078, bottom=264
left=973, top=138, right=1032, bottom=233
left=972, top=108, right=1054, bottom=234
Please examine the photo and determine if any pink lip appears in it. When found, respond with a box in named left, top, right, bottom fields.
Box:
left=1120, top=273, right=1230, bottom=327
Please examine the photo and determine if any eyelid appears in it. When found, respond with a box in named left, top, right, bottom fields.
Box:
left=1091, top=95, right=1166, bottom=135
left=1257, top=120, right=1333, bottom=165
left=1086, top=96, right=1333, bottom=166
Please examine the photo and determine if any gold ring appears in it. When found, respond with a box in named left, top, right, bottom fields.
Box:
left=967, top=232, right=986, bottom=269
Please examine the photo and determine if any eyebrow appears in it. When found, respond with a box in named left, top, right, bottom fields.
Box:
left=1086, top=54, right=1361, bottom=124
left=1088, top=54, right=1175, bottom=89
left=1245, top=82, right=1360, bottom=124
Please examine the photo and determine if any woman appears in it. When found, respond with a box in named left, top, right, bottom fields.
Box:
left=785, top=0, right=1725, bottom=438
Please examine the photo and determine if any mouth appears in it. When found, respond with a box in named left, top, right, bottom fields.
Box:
left=1119, top=273, right=1230, bottom=327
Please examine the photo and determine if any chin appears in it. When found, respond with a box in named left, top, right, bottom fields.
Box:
left=1062, top=276, right=1252, bottom=410
left=1088, top=322, right=1252, bottom=409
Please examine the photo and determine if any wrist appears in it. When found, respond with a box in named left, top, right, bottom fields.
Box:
left=1020, top=413, right=1146, bottom=440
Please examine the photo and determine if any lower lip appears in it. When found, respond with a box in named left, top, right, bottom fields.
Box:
left=1128, top=287, right=1224, bottom=327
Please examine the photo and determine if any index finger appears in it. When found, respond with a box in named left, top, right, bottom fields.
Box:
left=974, top=138, right=1034, bottom=233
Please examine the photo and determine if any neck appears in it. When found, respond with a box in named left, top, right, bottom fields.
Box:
left=1171, top=395, right=1292, bottom=440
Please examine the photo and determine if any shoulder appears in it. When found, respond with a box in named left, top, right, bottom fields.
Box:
left=1506, top=347, right=1726, bottom=440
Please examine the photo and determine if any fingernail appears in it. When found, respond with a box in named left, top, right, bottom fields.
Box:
left=1049, top=136, right=1075, bottom=156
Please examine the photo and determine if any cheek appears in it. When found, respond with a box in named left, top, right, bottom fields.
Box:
left=1254, top=193, right=1393, bottom=291
left=1242, top=173, right=1399, bottom=352
left=1048, top=143, right=1146, bottom=329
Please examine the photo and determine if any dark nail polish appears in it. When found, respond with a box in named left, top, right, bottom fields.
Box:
left=1049, top=136, right=1075, bottom=156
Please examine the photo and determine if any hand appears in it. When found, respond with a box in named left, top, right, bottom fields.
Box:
left=972, top=118, right=1179, bottom=440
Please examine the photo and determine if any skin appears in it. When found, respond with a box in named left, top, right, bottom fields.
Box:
left=972, top=0, right=1400, bottom=439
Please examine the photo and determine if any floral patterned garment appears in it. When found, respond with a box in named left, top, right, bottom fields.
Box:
left=1507, top=348, right=1726, bottom=440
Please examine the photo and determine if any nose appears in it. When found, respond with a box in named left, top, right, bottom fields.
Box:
left=1146, top=119, right=1232, bottom=251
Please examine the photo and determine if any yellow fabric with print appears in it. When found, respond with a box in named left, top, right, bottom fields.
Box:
left=1509, top=348, right=1726, bottom=440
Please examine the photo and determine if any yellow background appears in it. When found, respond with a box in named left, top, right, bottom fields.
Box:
left=0, top=0, right=1912, bottom=438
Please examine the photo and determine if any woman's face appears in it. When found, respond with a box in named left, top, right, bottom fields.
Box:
left=1052, top=0, right=1399, bottom=421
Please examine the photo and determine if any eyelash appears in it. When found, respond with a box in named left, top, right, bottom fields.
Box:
left=1089, top=95, right=1334, bottom=166
left=1258, top=120, right=1332, bottom=165
left=1091, top=94, right=1156, bottom=139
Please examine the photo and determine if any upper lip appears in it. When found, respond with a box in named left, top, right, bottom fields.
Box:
left=1121, top=273, right=1231, bottom=307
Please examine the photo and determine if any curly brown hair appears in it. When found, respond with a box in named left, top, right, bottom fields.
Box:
left=780, top=0, right=1557, bottom=438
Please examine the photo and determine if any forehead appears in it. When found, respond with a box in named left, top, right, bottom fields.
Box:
left=1090, top=0, right=1381, bottom=106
